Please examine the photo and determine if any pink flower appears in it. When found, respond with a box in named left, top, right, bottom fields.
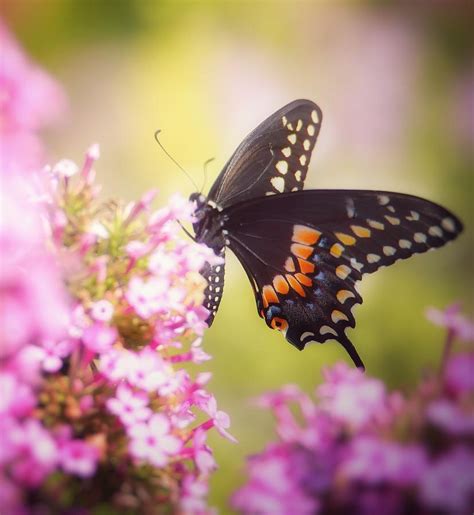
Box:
left=9, top=419, right=58, bottom=487
left=126, top=276, right=170, bottom=319
left=201, top=397, right=237, bottom=443
left=0, top=372, right=36, bottom=418
left=317, top=363, right=392, bottom=429
left=107, top=384, right=151, bottom=426
left=427, top=399, right=474, bottom=435
left=128, top=414, right=182, bottom=467
left=59, top=440, right=99, bottom=478
left=342, top=436, right=428, bottom=486
left=82, top=322, right=117, bottom=354
left=90, top=300, right=114, bottom=322
left=426, top=304, right=474, bottom=342
left=37, top=338, right=76, bottom=373
left=0, top=20, right=66, bottom=174
left=419, top=446, right=474, bottom=514
left=445, top=353, right=474, bottom=396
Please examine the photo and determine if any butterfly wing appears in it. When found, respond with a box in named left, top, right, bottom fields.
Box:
left=223, top=189, right=463, bottom=368
left=207, top=99, right=322, bottom=208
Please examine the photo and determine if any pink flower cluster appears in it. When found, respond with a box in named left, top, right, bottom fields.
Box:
left=0, top=19, right=66, bottom=175
left=232, top=306, right=474, bottom=515
left=0, top=22, right=232, bottom=513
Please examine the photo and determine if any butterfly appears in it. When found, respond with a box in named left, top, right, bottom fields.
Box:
left=189, top=99, right=463, bottom=369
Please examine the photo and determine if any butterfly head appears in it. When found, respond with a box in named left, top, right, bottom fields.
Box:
left=189, top=192, right=226, bottom=247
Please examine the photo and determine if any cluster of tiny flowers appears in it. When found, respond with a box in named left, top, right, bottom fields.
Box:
left=0, top=21, right=233, bottom=514
left=1, top=146, right=234, bottom=513
left=232, top=306, right=474, bottom=515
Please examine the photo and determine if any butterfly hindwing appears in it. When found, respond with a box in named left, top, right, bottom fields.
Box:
left=207, top=99, right=322, bottom=208
left=223, top=189, right=462, bottom=367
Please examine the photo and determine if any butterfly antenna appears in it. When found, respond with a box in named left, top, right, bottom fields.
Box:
left=200, top=157, right=215, bottom=193
left=154, top=129, right=200, bottom=191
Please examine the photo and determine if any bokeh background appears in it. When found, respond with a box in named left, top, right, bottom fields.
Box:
left=3, top=0, right=472, bottom=510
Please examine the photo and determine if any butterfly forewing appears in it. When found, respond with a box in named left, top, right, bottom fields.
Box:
left=208, top=99, right=322, bottom=208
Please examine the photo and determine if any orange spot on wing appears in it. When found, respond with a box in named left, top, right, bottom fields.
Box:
left=284, top=257, right=296, bottom=272
left=291, top=243, right=313, bottom=259
left=262, top=285, right=279, bottom=308
left=351, top=225, right=371, bottom=238
left=298, top=258, right=315, bottom=274
left=270, top=317, right=289, bottom=332
left=295, top=273, right=312, bottom=286
left=273, top=275, right=290, bottom=294
left=292, top=225, right=321, bottom=245
left=286, top=274, right=306, bottom=297
left=335, top=232, right=356, bottom=246
left=336, top=289, right=355, bottom=304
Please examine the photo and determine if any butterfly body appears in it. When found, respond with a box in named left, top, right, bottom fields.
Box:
left=190, top=100, right=463, bottom=369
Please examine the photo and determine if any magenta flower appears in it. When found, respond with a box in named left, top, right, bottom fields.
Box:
left=426, top=304, right=474, bottom=342
left=90, top=299, right=114, bottom=322
left=126, top=276, right=170, bottom=319
left=82, top=322, right=117, bottom=354
left=420, top=446, right=474, bottom=514
left=0, top=20, right=65, bottom=174
left=128, top=414, right=182, bottom=467
left=107, top=383, right=152, bottom=426
left=59, top=440, right=99, bottom=478
left=445, top=352, right=474, bottom=396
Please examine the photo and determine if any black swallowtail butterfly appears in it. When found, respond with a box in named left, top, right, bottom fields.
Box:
left=189, top=99, right=463, bottom=369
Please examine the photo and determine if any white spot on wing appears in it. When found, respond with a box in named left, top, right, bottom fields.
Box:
left=399, top=239, right=412, bottom=249
left=288, top=134, right=297, bottom=144
left=271, top=176, right=285, bottom=192
left=300, top=331, right=315, bottom=342
left=299, top=155, right=307, bottom=166
left=414, top=232, right=427, bottom=243
left=303, top=139, right=310, bottom=151
left=441, top=217, right=456, bottom=232
left=295, top=170, right=302, bottom=182
left=428, top=225, right=443, bottom=237
left=296, top=119, right=303, bottom=131
left=282, top=146, right=291, bottom=158
left=377, top=195, right=390, bottom=206
left=383, top=246, right=396, bottom=256
left=320, top=325, right=337, bottom=336
left=276, top=160, right=288, bottom=174
left=311, top=109, right=319, bottom=123
left=307, top=124, right=315, bottom=136
left=367, top=253, right=381, bottom=263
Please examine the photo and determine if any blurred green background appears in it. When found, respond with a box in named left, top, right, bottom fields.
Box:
left=3, top=0, right=472, bottom=510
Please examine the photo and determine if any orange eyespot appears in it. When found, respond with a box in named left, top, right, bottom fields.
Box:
left=271, top=317, right=289, bottom=332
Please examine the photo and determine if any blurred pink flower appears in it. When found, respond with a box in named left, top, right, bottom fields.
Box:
left=59, top=440, right=99, bottom=478
left=426, top=304, right=474, bottom=342
left=126, top=276, right=170, bottom=319
left=317, top=362, right=395, bottom=429
left=0, top=176, right=70, bottom=358
left=107, top=384, right=152, bottom=427
left=419, top=446, right=474, bottom=514
left=129, top=414, right=182, bottom=467
left=0, top=20, right=66, bottom=174
left=90, top=299, right=114, bottom=322
left=82, top=322, right=117, bottom=354
left=445, top=353, right=474, bottom=396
